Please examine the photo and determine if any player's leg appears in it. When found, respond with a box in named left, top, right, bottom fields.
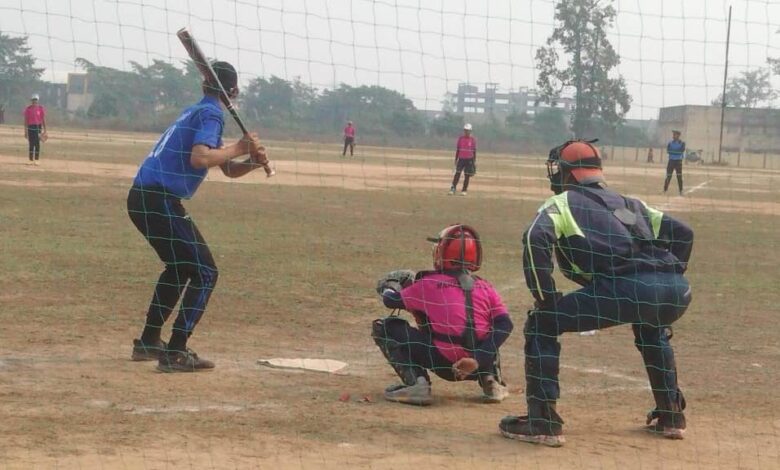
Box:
left=371, top=317, right=435, bottom=405
left=349, top=139, right=354, bottom=156
left=629, top=272, right=691, bottom=438
left=159, top=206, right=219, bottom=372
left=450, top=159, right=464, bottom=194
left=27, top=127, right=35, bottom=162
left=32, top=126, right=41, bottom=161
left=663, top=159, right=674, bottom=192
left=127, top=187, right=188, bottom=360
left=675, top=161, right=684, bottom=194
left=461, top=160, right=475, bottom=194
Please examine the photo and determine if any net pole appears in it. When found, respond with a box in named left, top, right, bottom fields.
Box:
left=717, top=5, right=732, bottom=164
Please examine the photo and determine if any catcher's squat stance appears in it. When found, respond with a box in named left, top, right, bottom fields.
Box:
left=499, top=140, right=693, bottom=447
left=372, top=225, right=514, bottom=406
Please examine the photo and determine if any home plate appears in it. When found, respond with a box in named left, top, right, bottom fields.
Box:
left=257, top=358, right=348, bottom=374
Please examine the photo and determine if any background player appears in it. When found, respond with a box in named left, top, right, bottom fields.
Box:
left=342, top=120, right=356, bottom=157
left=127, top=61, right=268, bottom=372
left=664, top=129, right=686, bottom=195
left=372, top=224, right=513, bottom=405
left=23, top=94, right=46, bottom=165
left=499, top=140, right=693, bottom=446
left=449, top=123, right=476, bottom=195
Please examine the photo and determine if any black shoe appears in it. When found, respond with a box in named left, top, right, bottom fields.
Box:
left=157, top=348, right=215, bottom=373
left=645, top=409, right=686, bottom=439
left=499, top=415, right=565, bottom=447
left=131, top=338, right=167, bottom=361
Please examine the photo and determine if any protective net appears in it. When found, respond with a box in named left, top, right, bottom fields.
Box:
left=0, top=0, right=778, bottom=468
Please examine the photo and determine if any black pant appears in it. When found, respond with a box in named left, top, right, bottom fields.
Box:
left=127, top=186, right=219, bottom=350
left=342, top=137, right=354, bottom=156
left=27, top=125, right=41, bottom=160
left=451, top=158, right=475, bottom=191
left=372, top=317, right=502, bottom=384
left=524, top=272, right=690, bottom=422
left=664, top=159, right=683, bottom=193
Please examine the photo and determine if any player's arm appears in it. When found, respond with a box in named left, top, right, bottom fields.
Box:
left=523, top=211, right=559, bottom=307
left=219, top=143, right=268, bottom=178
left=658, top=214, right=694, bottom=269
left=473, top=313, right=513, bottom=371
left=41, top=107, right=47, bottom=133
left=642, top=203, right=694, bottom=269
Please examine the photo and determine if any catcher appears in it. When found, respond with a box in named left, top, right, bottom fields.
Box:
left=372, top=224, right=514, bottom=406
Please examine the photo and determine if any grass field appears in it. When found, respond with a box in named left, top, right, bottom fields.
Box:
left=0, top=125, right=778, bottom=469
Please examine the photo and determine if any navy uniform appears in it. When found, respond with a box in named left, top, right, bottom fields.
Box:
left=664, top=130, right=686, bottom=194
left=127, top=61, right=266, bottom=372
left=499, top=140, right=693, bottom=447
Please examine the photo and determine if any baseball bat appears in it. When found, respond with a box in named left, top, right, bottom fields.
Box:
left=176, top=27, right=275, bottom=177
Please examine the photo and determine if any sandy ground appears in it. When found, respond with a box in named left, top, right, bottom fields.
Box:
left=1, top=132, right=779, bottom=469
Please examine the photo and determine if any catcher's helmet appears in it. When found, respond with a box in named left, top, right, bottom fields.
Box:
left=547, top=140, right=604, bottom=193
left=428, top=224, right=482, bottom=272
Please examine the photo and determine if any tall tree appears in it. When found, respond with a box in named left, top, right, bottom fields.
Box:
left=712, top=68, right=776, bottom=108
left=0, top=33, right=44, bottom=111
left=535, top=0, right=631, bottom=139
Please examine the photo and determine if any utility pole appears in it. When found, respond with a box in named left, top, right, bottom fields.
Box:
left=717, top=5, right=732, bottom=164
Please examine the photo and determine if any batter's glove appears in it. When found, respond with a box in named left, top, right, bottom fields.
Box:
left=375, top=269, right=416, bottom=295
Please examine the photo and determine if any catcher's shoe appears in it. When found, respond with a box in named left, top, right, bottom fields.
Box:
left=480, top=376, right=509, bottom=403
left=448, top=187, right=456, bottom=195
left=131, top=338, right=168, bottom=361
left=157, top=348, right=215, bottom=373
left=645, top=409, right=686, bottom=440
left=383, top=377, right=433, bottom=406
left=459, top=191, right=468, bottom=196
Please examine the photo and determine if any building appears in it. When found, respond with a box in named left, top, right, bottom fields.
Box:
left=657, top=105, right=780, bottom=157
left=452, top=83, right=575, bottom=120
left=66, top=73, right=94, bottom=113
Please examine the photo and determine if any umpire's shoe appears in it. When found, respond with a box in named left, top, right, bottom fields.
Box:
left=384, top=377, right=433, bottom=406
left=131, top=338, right=168, bottom=361
left=499, top=403, right=565, bottom=447
left=645, top=409, right=686, bottom=439
left=157, top=348, right=215, bottom=373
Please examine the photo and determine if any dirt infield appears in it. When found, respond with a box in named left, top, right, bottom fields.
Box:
left=0, top=128, right=778, bottom=469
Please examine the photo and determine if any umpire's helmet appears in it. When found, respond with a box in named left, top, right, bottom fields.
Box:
left=547, top=140, right=604, bottom=193
left=428, top=224, right=482, bottom=272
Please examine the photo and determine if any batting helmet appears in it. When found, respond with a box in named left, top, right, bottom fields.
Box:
left=547, top=140, right=604, bottom=193
left=428, top=224, right=482, bottom=272
left=205, top=61, right=238, bottom=96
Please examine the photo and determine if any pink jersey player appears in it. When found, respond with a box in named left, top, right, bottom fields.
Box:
left=372, top=224, right=514, bottom=406
left=450, top=123, right=477, bottom=195
left=342, top=121, right=356, bottom=157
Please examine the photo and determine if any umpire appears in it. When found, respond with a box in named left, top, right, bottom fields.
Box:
left=499, top=140, right=694, bottom=447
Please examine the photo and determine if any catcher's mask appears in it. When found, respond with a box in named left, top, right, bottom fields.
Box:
left=546, top=139, right=604, bottom=194
left=427, top=224, right=482, bottom=272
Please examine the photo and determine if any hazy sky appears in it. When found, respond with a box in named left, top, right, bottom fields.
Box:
left=1, top=0, right=779, bottom=119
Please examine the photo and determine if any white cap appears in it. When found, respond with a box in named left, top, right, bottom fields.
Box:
left=31, top=94, right=40, bottom=100
left=463, top=123, right=473, bottom=131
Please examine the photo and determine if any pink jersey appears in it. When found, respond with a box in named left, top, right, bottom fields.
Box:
left=24, top=105, right=46, bottom=126
left=400, top=273, right=507, bottom=363
left=344, top=125, right=355, bottom=138
left=456, top=135, right=476, bottom=159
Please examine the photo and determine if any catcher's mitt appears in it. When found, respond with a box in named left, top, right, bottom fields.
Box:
left=375, top=269, right=416, bottom=295
left=40, top=131, right=48, bottom=143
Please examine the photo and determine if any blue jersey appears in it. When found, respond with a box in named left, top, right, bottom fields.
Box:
left=667, top=139, right=686, bottom=161
left=133, top=95, right=224, bottom=199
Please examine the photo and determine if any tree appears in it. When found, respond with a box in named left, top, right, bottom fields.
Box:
left=532, top=109, right=570, bottom=145
left=535, top=0, right=631, bottom=139
left=242, top=76, right=316, bottom=128
left=0, top=33, right=44, bottom=111
left=76, top=58, right=150, bottom=118
left=712, top=68, right=776, bottom=108
left=131, top=59, right=201, bottom=110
